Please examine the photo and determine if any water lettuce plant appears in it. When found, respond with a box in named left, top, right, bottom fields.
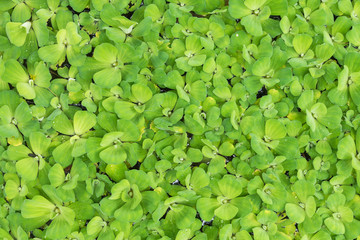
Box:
left=1, top=0, right=360, bottom=239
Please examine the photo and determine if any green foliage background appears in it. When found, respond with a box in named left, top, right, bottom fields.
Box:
left=0, top=0, right=360, bottom=239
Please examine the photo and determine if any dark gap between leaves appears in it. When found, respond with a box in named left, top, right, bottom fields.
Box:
left=46, top=18, right=52, bottom=28
left=301, top=152, right=311, bottom=161
left=160, top=87, right=173, bottom=93
left=50, top=69, right=62, bottom=79
left=123, top=11, right=134, bottom=20
left=129, top=161, right=141, bottom=170
left=58, top=59, right=71, bottom=69
left=64, top=165, right=72, bottom=174
left=269, top=15, right=281, bottom=20
left=26, top=99, right=35, bottom=105
left=225, top=155, right=236, bottom=163
left=272, top=35, right=281, bottom=42
left=22, top=58, right=27, bottom=66
left=86, top=49, right=94, bottom=57
left=190, top=11, right=207, bottom=18
left=44, top=219, right=52, bottom=228
left=196, top=212, right=213, bottom=227
left=128, top=2, right=135, bottom=8
left=256, top=86, right=267, bottom=99
left=159, top=208, right=170, bottom=220
left=330, top=56, right=340, bottom=65
left=171, top=179, right=185, bottom=187
left=67, top=5, right=78, bottom=14
left=227, top=78, right=233, bottom=87
left=191, top=162, right=202, bottom=167
left=68, top=103, right=87, bottom=110
left=187, top=132, right=193, bottom=140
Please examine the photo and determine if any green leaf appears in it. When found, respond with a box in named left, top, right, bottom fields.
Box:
left=16, top=158, right=38, bottom=182
left=285, top=203, right=305, bottom=223
left=34, top=61, right=51, bottom=88
left=338, top=206, right=353, bottom=222
left=69, top=0, right=89, bottom=12
left=337, top=135, right=356, bottom=160
left=303, top=214, right=322, bottom=234
left=114, top=202, right=143, bottom=222
left=265, top=119, right=286, bottom=140
left=309, top=9, right=327, bottom=26
left=293, top=34, right=313, bottom=55
left=66, top=22, right=82, bottom=45
left=293, top=180, right=315, bottom=203
left=241, top=15, right=263, bottom=36
left=326, top=193, right=346, bottom=212
left=196, top=198, right=220, bottom=221
left=38, top=44, right=66, bottom=64
left=71, top=158, right=89, bottom=181
left=53, top=141, right=73, bottom=167
left=132, top=83, right=153, bottom=103
left=2, top=59, right=28, bottom=85
left=73, top=111, right=96, bottom=135
left=190, top=81, right=207, bottom=101
left=87, top=216, right=104, bottom=236
left=305, top=196, right=316, bottom=217
left=344, top=52, right=360, bottom=73
left=213, top=86, right=232, bottom=100
left=48, top=163, right=65, bottom=187
left=176, top=85, right=190, bottom=103
left=144, top=4, right=162, bottom=22
left=12, top=3, right=31, bottom=22
left=310, top=231, right=331, bottom=240
left=5, top=180, right=20, bottom=199
left=317, top=106, right=342, bottom=129
left=0, top=0, right=15, bottom=11
left=114, top=101, right=137, bottom=120
left=21, top=195, right=55, bottom=219
left=94, top=67, right=122, bottom=89
left=188, top=54, right=207, bottom=66
left=257, top=209, right=278, bottom=224
left=244, top=0, right=267, bottom=10
left=117, top=119, right=141, bottom=141
left=100, top=132, right=124, bottom=147
left=53, top=113, right=74, bottom=135
left=349, top=77, right=360, bottom=106
left=316, top=43, right=335, bottom=62
left=0, top=228, right=14, bottom=240
left=6, top=22, right=28, bottom=47
left=218, top=176, right=242, bottom=199
left=253, top=227, right=269, bottom=240
left=324, top=217, right=345, bottom=235
left=228, top=0, right=252, bottom=18
left=190, top=167, right=210, bottom=190
left=214, top=203, right=238, bottom=220
left=218, top=142, right=235, bottom=156
left=16, top=82, right=36, bottom=99
left=0, top=124, right=19, bottom=138
left=267, top=0, right=288, bottom=15
left=174, top=205, right=197, bottom=229
left=93, top=43, right=118, bottom=64
left=45, top=215, right=72, bottom=239
left=252, top=57, right=271, bottom=76
left=100, top=145, right=127, bottom=164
